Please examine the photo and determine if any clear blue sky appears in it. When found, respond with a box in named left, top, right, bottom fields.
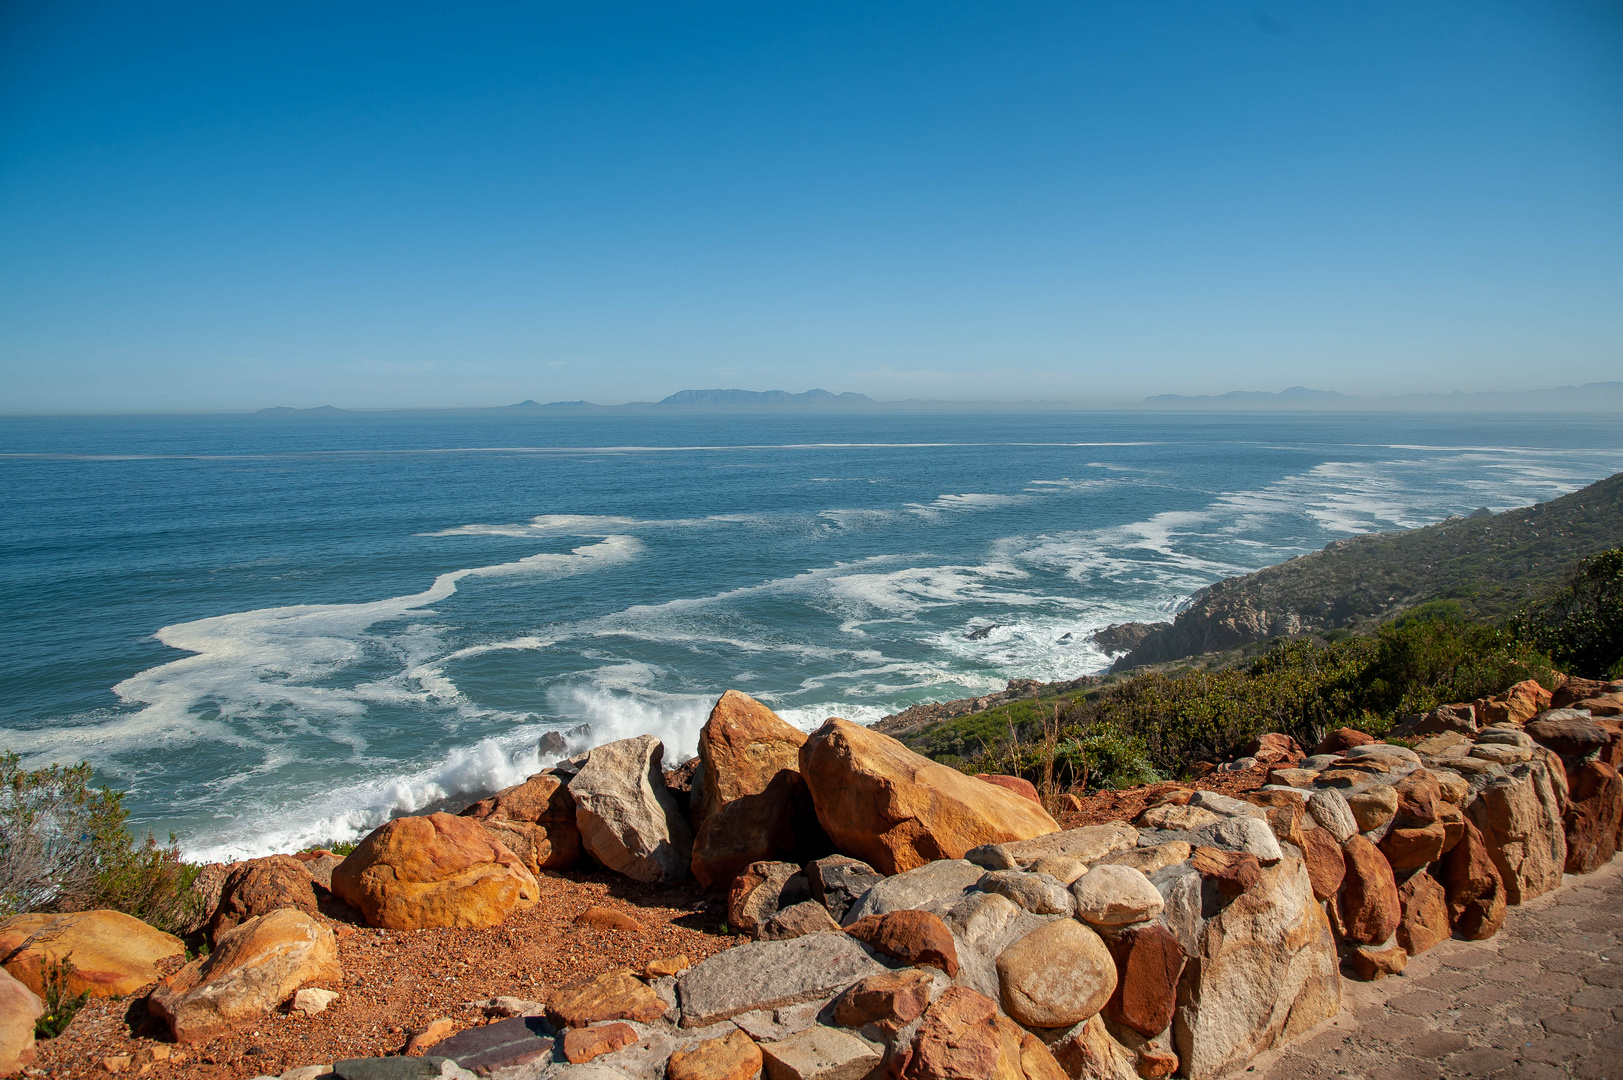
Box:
left=2, top=1, right=1619, bottom=412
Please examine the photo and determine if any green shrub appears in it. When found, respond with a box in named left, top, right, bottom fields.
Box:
left=1515, top=548, right=1623, bottom=679
left=33, top=955, right=90, bottom=1040
left=0, top=753, right=200, bottom=934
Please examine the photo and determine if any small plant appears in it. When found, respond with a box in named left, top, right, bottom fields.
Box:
left=34, top=954, right=90, bottom=1040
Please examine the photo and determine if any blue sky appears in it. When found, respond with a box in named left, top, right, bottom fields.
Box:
left=2, top=1, right=1620, bottom=411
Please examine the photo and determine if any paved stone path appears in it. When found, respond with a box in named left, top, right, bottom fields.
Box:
left=1238, top=858, right=1623, bottom=1080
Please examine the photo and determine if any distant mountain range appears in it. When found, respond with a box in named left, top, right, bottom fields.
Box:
left=1145, top=382, right=1623, bottom=411
left=657, top=388, right=873, bottom=407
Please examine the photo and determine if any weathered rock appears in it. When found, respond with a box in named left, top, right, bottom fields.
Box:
left=1070, top=864, right=1165, bottom=927
left=1337, top=835, right=1400, bottom=945
left=691, top=690, right=826, bottom=890
left=975, top=774, right=1043, bottom=805
left=289, top=986, right=341, bottom=1019
left=1395, top=871, right=1448, bottom=956
left=1025, top=855, right=1088, bottom=885
left=1193, top=816, right=1283, bottom=863
left=331, top=812, right=537, bottom=930
left=459, top=772, right=581, bottom=873
left=1097, top=842, right=1191, bottom=877
left=677, top=932, right=886, bottom=1028
left=995, top=918, right=1116, bottom=1028
left=1243, top=733, right=1303, bottom=766
left=842, top=859, right=985, bottom=925
left=831, top=968, right=939, bottom=1032
left=1345, top=786, right=1398, bottom=834
left=1578, top=694, right=1623, bottom=718
left=561, top=1022, right=638, bottom=1064
left=545, top=968, right=665, bottom=1028
left=1103, top=922, right=1184, bottom=1038
left=0, top=967, right=42, bottom=1077
left=807, top=855, right=883, bottom=923
left=1187, top=847, right=1261, bottom=897
left=570, top=734, right=694, bottom=884
left=1551, top=677, right=1611, bottom=709
left=149, top=909, right=340, bottom=1043
left=1171, top=857, right=1340, bottom=1079
left=762, top=901, right=844, bottom=941
left=1441, top=818, right=1507, bottom=940
left=1471, top=743, right=1533, bottom=765
left=1312, top=728, right=1376, bottom=756
left=970, top=822, right=1139, bottom=871
left=761, top=1025, right=881, bottom=1080
left=728, top=861, right=812, bottom=937
left=1465, top=759, right=1567, bottom=905
left=575, top=906, right=644, bottom=933
left=976, top=870, right=1074, bottom=916
left=1394, top=702, right=1478, bottom=738
left=799, top=718, right=1058, bottom=875
left=1348, top=944, right=1407, bottom=981
left=206, top=854, right=321, bottom=941
left=1136, top=805, right=1221, bottom=832
left=1305, top=789, right=1357, bottom=843
left=1296, top=826, right=1346, bottom=902
left=845, top=910, right=960, bottom=976
left=432, top=1015, right=554, bottom=1074
left=405, top=1017, right=457, bottom=1056
left=1379, top=820, right=1447, bottom=870
left=1047, top=1014, right=1140, bottom=1080
left=1265, top=768, right=1319, bottom=789
left=331, top=1058, right=469, bottom=1080
left=887, top=986, right=1063, bottom=1080
left=0, top=910, right=184, bottom=998
left=1526, top=713, right=1612, bottom=759
left=1476, top=679, right=1552, bottom=727
left=1562, top=760, right=1623, bottom=874
left=667, top=1028, right=763, bottom=1080
left=646, top=955, right=691, bottom=979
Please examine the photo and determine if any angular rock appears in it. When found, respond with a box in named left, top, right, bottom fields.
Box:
left=1298, top=826, right=1346, bottom=902
left=1312, top=728, right=1376, bottom=755
left=1526, top=713, right=1612, bottom=759
left=0, top=910, right=184, bottom=998
left=806, top=855, right=883, bottom=923
left=799, top=718, right=1058, bottom=875
left=974, top=774, right=1043, bottom=805
left=331, top=1058, right=463, bottom=1080
left=1471, top=743, right=1533, bottom=765
left=459, top=772, right=581, bottom=873
left=1441, top=818, right=1507, bottom=940
left=1305, top=789, right=1357, bottom=843
left=1137, top=805, right=1221, bottom=832
left=1393, top=702, right=1477, bottom=738
left=562, top=1022, right=638, bottom=1064
left=646, top=955, right=691, bottom=979
left=292, top=987, right=340, bottom=1015
left=831, top=968, right=940, bottom=1032
left=208, top=855, right=319, bottom=940
left=885, top=987, right=1004, bottom=1080
left=570, top=734, right=694, bottom=884
left=762, top=901, right=843, bottom=941
left=1465, top=758, right=1567, bottom=905
left=1187, top=847, right=1261, bottom=897
left=1337, top=835, right=1400, bottom=945
left=1242, top=733, right=1302, bottom=766
left=691, top=690, right=827, bottom=890
left=1379, top=820, right=1447, bottom=870
left=1478, top=679, right=1552, bottom=727
left=292, top=849, right=343, bottom=891
left=1097, top=842, right=1191, bottom=877
left=433, top=1015, right=554, bottom=1074
left=1348, top=944, right=1407, bottom=981
left=995, top=918, right=1116, bottom=1028
left=1562, top=760, right=1623, bottom=874
left=970, top=822, right=1139, bottom=871
left=1193, top=816, right=1283, bottom=863
left=1047, top=1014, right=1140, bottom=1080
left=1070, top=864, right=1165, bottom=927
left=1345, top=786, right=1398, bottom=834
left=0, top=967, right=41, bottom=1077
left=1104, top=923, right=1184, bottom=1038
left=728, top=861, right=812, bottom=937
left=405, top=1017, right=457, bottom=1056
left=149, top=909, right=340, bottom=1043
left=841, top=859, right=985, bottom=925
left=1025, top=855, right=1088, bottom=885
left=760, top=1025, right=881, bottom=1080
left=845, top=910, right=959, bottom=976
left=1395, top=871, right=1448, bottom=956
left=576, top=906, right=643, bottom=933
left=545, top=969, right=665, bottom=1028
left=976, top=870, right=1074, bottom=915
left=1171, top=857, right=1340, bottom=1079
left=1265, top=768, right=1319, bottom=789
left=677, top=932, right=886, bottom=1028
left=331, top=812, right=537, bottom=930
left=667, top=1028, right=763, bottom=1080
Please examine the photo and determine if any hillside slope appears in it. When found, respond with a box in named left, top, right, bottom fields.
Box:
left=1113, top=470, right=1623, bottom=669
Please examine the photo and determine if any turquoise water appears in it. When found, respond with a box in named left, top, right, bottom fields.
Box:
left=3, top=409, right=1621, bottom=859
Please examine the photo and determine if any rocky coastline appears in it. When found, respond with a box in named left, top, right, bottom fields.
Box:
left=4, top=674, right=1622, bottom=1080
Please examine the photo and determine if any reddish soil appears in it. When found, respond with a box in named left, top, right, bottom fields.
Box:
left=30, top=868, right=737, bottom=1080
left=1053, top=766, right=1270, bottom=829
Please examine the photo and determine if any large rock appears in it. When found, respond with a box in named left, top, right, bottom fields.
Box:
left=1070, top=865, right=1164, bottom=927
left=1396, top=871, right=1449, bottom=956
left=799, top=718, right=1058, bottom=875
left=842, top=859, right=985, bottom=925
left=977, top=870, right=1074, bottom=916
left=1440, top=819, right=1506, bottom=940
left=761, top=900, right=843, bottom=941
left=1305, top=789, right=1357, bottom=843
left=1104, top=923, right=1185, bottom=1038
left=690, top=690, right=826, bottom=890
left=807, top=856, right=883, bottom=923
left=1298, top=826, right=1346, bottom=901
left=970, top=823, right=1139, bottom=871
left=728, top=861, right=812, bottom=937
left=995, top=918, right=1116, bottom=1029
left=331, top=812, right=538, bottom=929
left=667, top=1028, right=763, bottom=1080
left=677, top=932, right=886, bottom=1027
left=149, top=909, right=340, bottom=1043
left=0, top=910, right=183, bottom=998
left=1562, top=760, right=1622, bottom=874
left=0, top=968, right=42, bottom=1077
left=544, top=969, right=665, bottom=1028
left=570, top=734, right=694, bottom=884
left=1336, top=835, right=1400, bottom=945
left=1047, top=1014, right=1141, bottom=1080
left=1475, top=680, right=1551, bottom=726
left=831, top=968, right=941, bottom=1033
left=1172, top=857, right=1340, bottom=1079
left=887, top=986, right=1064, bottom=1080
left=844, top=910, right=960, bottom=975
left=459, top=772, right=581, bottom=873
left=1465, top=759, right=1567, bottom=905
left=761, top=1025, right=881, bottom=1080
left=209, top=855, right=320, bottom=940
left=1525, top=713, right=1612, bottom=759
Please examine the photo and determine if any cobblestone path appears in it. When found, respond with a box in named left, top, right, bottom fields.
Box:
left=1244, top=858, right=1623, bottom=1080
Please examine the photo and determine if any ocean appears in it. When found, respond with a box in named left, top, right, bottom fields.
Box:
left=3, top=408, right=1621, bottom=861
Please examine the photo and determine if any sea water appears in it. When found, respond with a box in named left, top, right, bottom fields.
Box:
left=3, top=408, right=1621, bottom=860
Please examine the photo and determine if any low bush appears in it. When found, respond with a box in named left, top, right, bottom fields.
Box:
left=1513, top=547, right=1623, bottom=679
left=33, top=955, right=90, bottom=1040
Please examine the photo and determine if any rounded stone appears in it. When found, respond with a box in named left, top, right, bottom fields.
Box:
left=995, top=919, right=1117, bottom=1028
left=1070, top=864, right=1165, bottom=927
